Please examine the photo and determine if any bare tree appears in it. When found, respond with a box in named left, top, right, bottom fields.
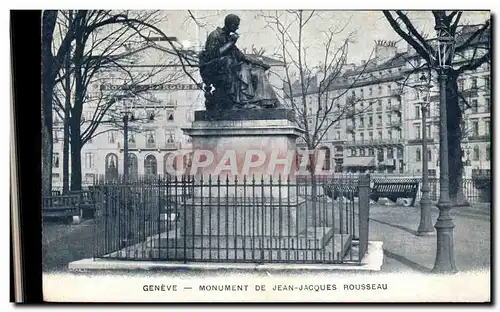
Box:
left=50, top=10, right=194, bottom=191
left=44, top=9, right=203, bottom=194
left=42, top=10, right=80, bottom=197
left=383, top=10, right=491, bottom=205
left=261, top=10, right=374, bottom=172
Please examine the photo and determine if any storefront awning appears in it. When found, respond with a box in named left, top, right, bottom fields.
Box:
left=343, top=156, right=376, bottom=167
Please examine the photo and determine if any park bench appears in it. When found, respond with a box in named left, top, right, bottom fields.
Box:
left=42, top=194, right=82, bottom=224
left=322, top=179, right=420, bottom=206
left=68, top=190, right=97, bottom=219
left=369, top=180, right=420, bottom=207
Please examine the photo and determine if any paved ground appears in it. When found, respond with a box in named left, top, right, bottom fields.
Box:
left=42, top=202, right=491, bottom=274
left=370, top=202, right=490, bottom=273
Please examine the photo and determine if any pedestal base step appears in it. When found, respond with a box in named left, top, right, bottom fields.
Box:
left=108, top=228, right=352, bottom=263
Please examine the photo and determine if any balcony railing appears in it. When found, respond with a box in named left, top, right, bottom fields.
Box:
left=390, top=89, right=402, bottom=97
left=407, top=137, right=435, bottom=144
left=391, top=104, right=402, bottom=112
left=468, top=134, right=490, bottom=142
left=472, top=169, right=491, bottom=177
left=390, top=120, right=402, bottom=129
left=376, top=107, right=383, bottom=112
left=346, top=138, right=405, bottom=146
left=346, top=125, right=355, bottom=133
left=163, top=142, right=181, bottom=150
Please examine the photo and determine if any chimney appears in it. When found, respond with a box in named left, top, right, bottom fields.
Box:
left=374, top=40, right=398, bottom=65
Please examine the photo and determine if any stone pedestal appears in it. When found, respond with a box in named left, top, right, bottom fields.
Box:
left=168, top=109, right=352, bottom=262
left=182, top=109, right=303, bottom=185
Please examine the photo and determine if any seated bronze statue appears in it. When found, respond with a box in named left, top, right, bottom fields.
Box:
left=199, top=14, right=280, bottom=113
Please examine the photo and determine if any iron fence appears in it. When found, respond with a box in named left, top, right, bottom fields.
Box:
left=92, top=174, right=372, bottom=265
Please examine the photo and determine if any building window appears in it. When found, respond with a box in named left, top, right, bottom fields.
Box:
left=428, top=150, right=432, bottom=162
left=53, top=130, right=60, bottom=143
left=377, top=115, right=382, bottom=126
left=108, top=131, right=116, bottom=144
left=415, top=124, right=421, bottom=139
left=336, top=131, right=341, bottom=140
left=397, top=147, right=403, bottom=159
left=485, top=120, right=490, bottom=135
left=144, top=154, right=158, bottom=176
left=129, top=133, right=135, bottom=144
left=53, top=153, right=60, bottom=168
left=486, top=145, right=490, bottom=161
left=360, top=148, right=366, bottom=156
left=369, top=148, right=374, bottom=156
left=416, top=148, right=421, bottom=162
left=484, top=76, right=490, bottom=90
left=167, top=110, right=175, bottom=121
left=472, top=99, right=478, bottom=113
left=360, top=132, right=364, bottom=142
left=472, top=77, right=478, bottom=89
left=426, top=124, right=431, bottom=139
left=387, top=148, right=394, bottom=159
left=165, top=130, right=175, bottom=143
left=485, top=97, right=490, bottom=112
left=146, top=130, right=156, bottom=144
left=388, top=130, right=393, bottom=140
left=84, top=152, right=94, bottom=169
left=415, top=106, right=420, bottom=119
left=378, top=85, right=382, bottom=95
left=360, top=117, right=364, bottom=128
left=387, top=84, right=392, bottom=94
left=377, top=148, right=384, bottom=161
left=320, top=147, right=331, bottom=171
left=369, top=116, right=373, bottom=127
left=458, top=79, right=464, bottom=91
left=105, top=153, right=119, bottom=182
left=128, top=153, right=138, bottom=181
left=473, top=146, right=480, bottom=161
left=387, top=114, right=392, bottom=124
left=472, top=121, right=479, bottom=136
left=368, top=87, right=373, bottom=96
left=369, top=131, right=373, bottom=141
left=147, top=110, right=155, bottom=120
left=378, top=130, right=383, bottom=139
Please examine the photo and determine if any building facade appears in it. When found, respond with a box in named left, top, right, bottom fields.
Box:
left=287, top=27, right=491, bottom=176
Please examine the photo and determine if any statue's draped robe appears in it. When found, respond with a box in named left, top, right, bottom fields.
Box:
left=199, top=27, right=279, bottom=109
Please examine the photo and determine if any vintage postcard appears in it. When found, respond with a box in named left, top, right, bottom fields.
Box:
left=38, top=9, right=491, bottom=302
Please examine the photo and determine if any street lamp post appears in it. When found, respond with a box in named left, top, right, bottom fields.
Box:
left=122, top=112, right=132, bottom=184
left=121, top=95, right=136, bottom=184
left=417, top=74, right=434, bottom=236
left=432, top=16, right=457, bottom=273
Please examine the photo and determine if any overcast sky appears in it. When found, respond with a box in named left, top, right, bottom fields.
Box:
left=157, top=10, right=489, bottom=65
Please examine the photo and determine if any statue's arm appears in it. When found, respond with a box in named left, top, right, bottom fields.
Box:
left=219, top=41, right=236, bottom=56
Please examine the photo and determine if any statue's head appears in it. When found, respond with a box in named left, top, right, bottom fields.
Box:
left=224, top=14, right=240, bottom=32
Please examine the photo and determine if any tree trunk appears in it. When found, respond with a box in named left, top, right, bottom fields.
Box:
left=63, top=98, right=71, bottom=193
left=42, top=106, right=52, bottom=198
left=62, top=11, right=73, bottom=194
left=41, top=11, right=57, bottom=198
left=70, top=118, right=82, bottom=191
left=307, top=149, right=320, bottom=226
left=446, top=73, right=468, bottom=206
